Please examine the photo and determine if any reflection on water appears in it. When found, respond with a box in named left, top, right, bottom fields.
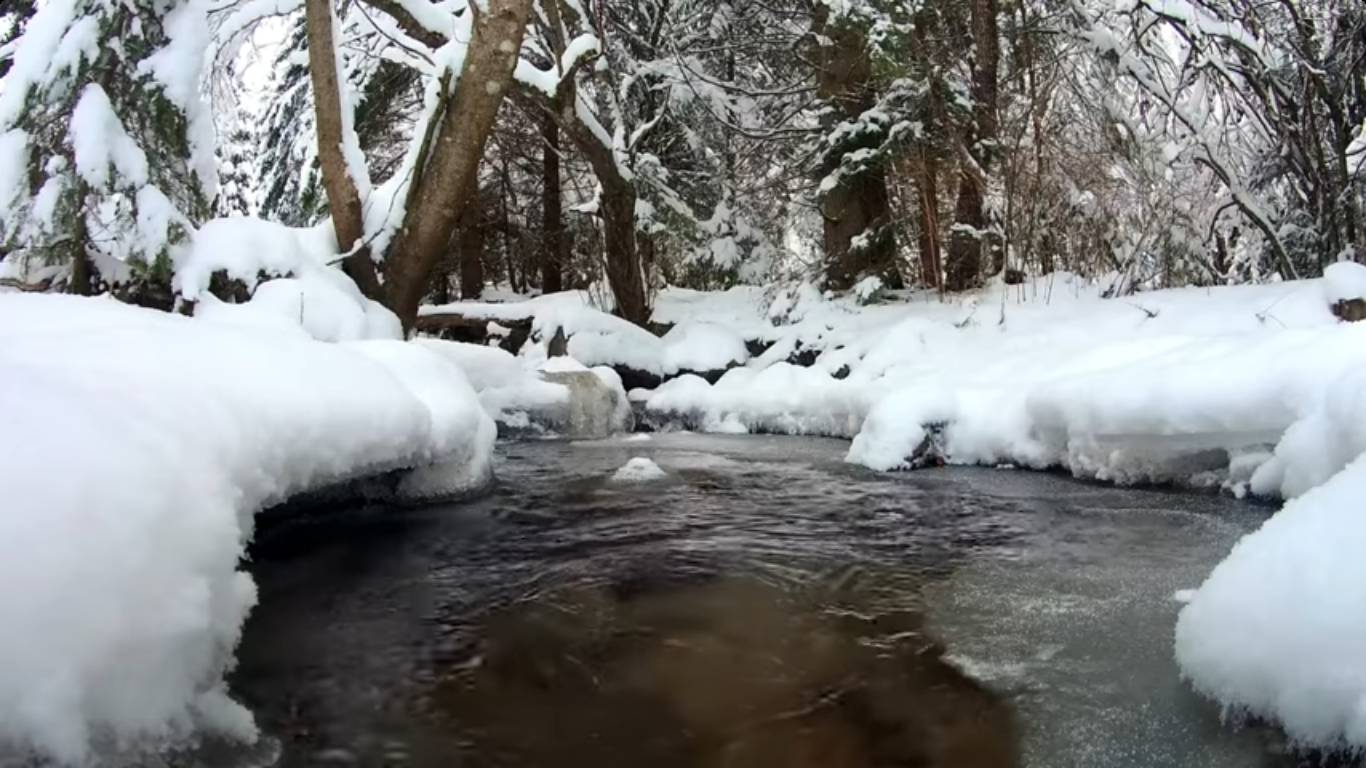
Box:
left=231, top=433, right=1298, bottom=767
left=437, top=577, right=1015, bottom=768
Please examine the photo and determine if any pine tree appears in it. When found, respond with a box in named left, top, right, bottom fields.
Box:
left=0, top=0, right=213, bottom=301
left=255, top=16, right=325, bottom=227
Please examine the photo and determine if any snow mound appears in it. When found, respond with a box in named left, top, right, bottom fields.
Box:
left=1322, top=261, right=1366, bottom=305
left=0, top=294, right=494, bottom=764
left=183, top=217, right=400, bottom=342
left=414, top=339, right=569, bottom=422
left=423, top=293, right=752, bottom=378
left=612, top=457, right=666, bottom=482
left=642, top=364, right=868, bottom=436
left=660, top=321, right=749, bottom=373
left=1175, top=371, right=1366, bottom=750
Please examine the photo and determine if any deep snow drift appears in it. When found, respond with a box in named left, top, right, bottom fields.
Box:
left=423, top=264, right=1366, bottom=751
left=0, top=293, right=494, bottom=764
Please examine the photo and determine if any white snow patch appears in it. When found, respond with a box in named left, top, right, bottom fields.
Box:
left=612, top=457, right=666, bottom=482
left=0, top=293, right=493, bottom=764
left=1322, top=261, right=1366, bottom=305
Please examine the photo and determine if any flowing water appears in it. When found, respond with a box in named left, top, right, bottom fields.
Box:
left=233, top=433, right=1307, bottom=768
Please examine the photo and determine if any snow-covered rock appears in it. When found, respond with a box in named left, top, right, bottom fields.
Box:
left=184, top=217, right=401, bottom=342
left=1322, top=260, right=1366, bottom=305
left=659, top=321, right=750, bottom=377
left=1323, top=261, right=1366, bottom=321
left=0, top=293, right=494, bottom=765
left=422, top=293, right=757, bottom=387
left=612, top=457, right=666, bottom=482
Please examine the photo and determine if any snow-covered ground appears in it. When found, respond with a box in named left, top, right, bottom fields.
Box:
left=423, top=264, right=1366, bottom=752
left=0, top=293, right=494, bottom=764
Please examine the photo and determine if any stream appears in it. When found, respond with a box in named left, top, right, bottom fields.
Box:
left=232, top=433, right=1307, bottom=767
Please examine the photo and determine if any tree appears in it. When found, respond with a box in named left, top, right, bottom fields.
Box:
left=0, top=0, right=214, bottom=302
left=943, top=0, right=1000, bottom=290
left=811, top=4, right=899, bottom=290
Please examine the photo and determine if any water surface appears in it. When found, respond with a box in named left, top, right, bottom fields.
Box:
left=234, top=433, right=1300, bottom=767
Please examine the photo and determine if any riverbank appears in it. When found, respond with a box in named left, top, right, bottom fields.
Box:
left=0, top=294, right=494, bottom=765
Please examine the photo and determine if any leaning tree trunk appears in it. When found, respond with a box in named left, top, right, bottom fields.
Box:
left=944, top=0, right=1000, bottom=291
left=379, top=0, right=533, bottom=332
left=540, top=112, right=564, bottom=294
left=304, top=0, right=381, bottom=300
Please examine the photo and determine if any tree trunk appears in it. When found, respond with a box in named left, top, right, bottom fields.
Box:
left=458, top=202, right=485, bottom=300
left=540, top=112, right=564, bottom=294
left=917, top=156, right=941, bottom=289
left=304, top=0, right=381, bottom=300
left=944, top=0, right=1000, bottom=291
left=551, top=101, right=650, bottom=325
left=381, top=0, right=533, bottom=332
left=597, top=171, right=649, bottom=324
left=814, top=10, right=897, bottom=291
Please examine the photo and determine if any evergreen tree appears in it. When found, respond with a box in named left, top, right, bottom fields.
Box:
left=0, top=0, right=213, bottom=300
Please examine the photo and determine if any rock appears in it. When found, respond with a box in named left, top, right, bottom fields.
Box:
left=612, top=457, right=666, bottom=481
left=1331, top=298, right=1366, bottom=322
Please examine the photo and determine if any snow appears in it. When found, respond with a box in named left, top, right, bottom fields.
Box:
left=660, top=321, right=749, bottom=373
left=1176, top=370, right=1366, bottom=749
left=0, top=293, right=494, bottom=764
left=0, top=129, right=29, bottom=229
left=413, top=339, right=570, bottom=422
left=422, top=292, right=750, bottom=376
left=138, top=0, right=217, bottom=197
left=612, top=457, right=667, bottom=482
left=611, top=274, right=1363, bottom=498
left=1322, top=260, right=1366, bottom=304
left=179, top=217, right=401, bottom=342
left=70, top=84, right=149, bottom=189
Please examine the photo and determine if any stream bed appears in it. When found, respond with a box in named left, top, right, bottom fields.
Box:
left=233, top=433, right=1307, bottom=767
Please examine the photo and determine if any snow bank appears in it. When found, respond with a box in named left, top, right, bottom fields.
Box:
left=643, top=364, right=868, bottom=436
left=413, top=339, right=570, bottom=422
left=421, top=292, right=751, bottom=376
left=182, top=217, right=401, bottom=342
left=0, top=294, right=493, bottom=764
left=1174, top=370, right=1366, bottom=750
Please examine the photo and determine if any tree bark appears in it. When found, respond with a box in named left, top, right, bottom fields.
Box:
left=537, top=96, right=649, bottom=325
left=458, top=202, right=485, bottom=300
left=381, top=0, right=534, bottom=332
left=917, top=155, right=941, bottom=289
left=540, top=112, right=564, bottom=294
left=304, top=0, right=381, bottom=300
left=944, top=0, right=1000, bottom=291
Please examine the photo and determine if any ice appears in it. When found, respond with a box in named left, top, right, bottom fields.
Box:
left=0, top=293, right=494, bottom=764
left=612, top=457, right=667, bottom=481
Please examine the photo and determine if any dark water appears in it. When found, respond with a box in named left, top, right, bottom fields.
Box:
left=233, top=433, right=1300, bottom=768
